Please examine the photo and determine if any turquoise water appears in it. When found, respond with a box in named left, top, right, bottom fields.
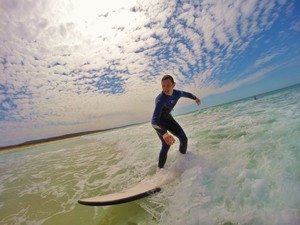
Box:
left=0, top=84, right=300, bottom=225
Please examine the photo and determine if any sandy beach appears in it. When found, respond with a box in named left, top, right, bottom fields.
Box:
left=0, top=131, right=93, bottom=154
left=0, top=139, right=70, bottom=154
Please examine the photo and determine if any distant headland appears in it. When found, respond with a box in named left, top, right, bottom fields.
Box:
left=0, top=124, right=139, bottom=153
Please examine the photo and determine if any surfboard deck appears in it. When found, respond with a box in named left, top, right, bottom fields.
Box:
left=78, top=168, right=181, bottom=206
left=78, top=181, right=161, bottom=206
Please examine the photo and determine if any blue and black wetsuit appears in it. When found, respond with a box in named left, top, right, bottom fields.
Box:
left=151, top=89, right=197, bottom=168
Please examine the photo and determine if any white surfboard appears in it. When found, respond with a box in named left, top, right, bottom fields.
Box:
left=78, top=181, right=161, bottom=206
left=78, top=169, right=178, bottom=206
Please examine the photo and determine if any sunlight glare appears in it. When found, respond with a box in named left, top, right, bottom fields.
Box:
left=67, top=0, right=141, bottom=39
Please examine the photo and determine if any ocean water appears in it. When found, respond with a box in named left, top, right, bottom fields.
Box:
left=0, top=84, right=300, bottom=225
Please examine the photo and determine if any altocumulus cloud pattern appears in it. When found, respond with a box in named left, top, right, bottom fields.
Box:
left=0, top=0, right=299, bottom=146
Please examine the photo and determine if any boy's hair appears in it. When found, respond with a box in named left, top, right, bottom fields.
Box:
left=161, top=75, right=175, bottom=83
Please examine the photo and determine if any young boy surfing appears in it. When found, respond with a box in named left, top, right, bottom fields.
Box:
left=151, top=75, right=201, bottom=168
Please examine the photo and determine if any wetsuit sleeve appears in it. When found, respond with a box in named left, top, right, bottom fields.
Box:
left=151, top=100, right=167, bottom=136
left=180, top=90, right=197, bottom=100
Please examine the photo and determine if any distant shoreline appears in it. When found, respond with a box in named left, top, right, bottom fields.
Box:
left=0, top=123, right=142, bottom=154
left=0, top=128, right=114, bottom=154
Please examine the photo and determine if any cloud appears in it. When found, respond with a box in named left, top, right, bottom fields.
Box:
left=0, top=0, right=298, bottom=146
left=254, top=52, right=281, bottom=68
left=290, top=21, right=300, bottom=32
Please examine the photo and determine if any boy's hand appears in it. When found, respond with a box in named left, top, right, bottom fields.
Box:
left=163, top=133, right=175, bottom=145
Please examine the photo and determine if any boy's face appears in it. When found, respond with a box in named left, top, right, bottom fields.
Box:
left=161, top=79, right=176, bottom=96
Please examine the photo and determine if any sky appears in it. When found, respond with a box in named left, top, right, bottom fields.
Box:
left=0, top=0, right=300, bottom=147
